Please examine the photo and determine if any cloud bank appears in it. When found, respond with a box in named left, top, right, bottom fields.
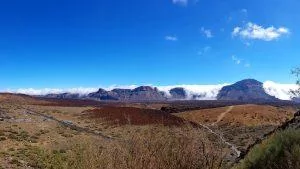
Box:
left=263, top=81, right=298, bottom=100
left=157, top=84, right=228, bottom=100
left=5, top=88, right=99, bottom=96
left=232, top=22, right=289, bottom=41
left=4, top=81, right=298, bottom=101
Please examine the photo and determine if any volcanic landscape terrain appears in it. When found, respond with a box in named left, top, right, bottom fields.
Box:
left=0, top=92, right=299, bottom=169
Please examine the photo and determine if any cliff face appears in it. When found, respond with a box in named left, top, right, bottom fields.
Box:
left=42, top=79, right=288, bottom=102
left=169, top=88, right=187, bottom=100
left=87, top=86, right=166, bottom=101
left=217, top=79, right=278, bottom=102
left=87, top=89, right=118, bottom=100
left=44, top=93, right=81, bottom=99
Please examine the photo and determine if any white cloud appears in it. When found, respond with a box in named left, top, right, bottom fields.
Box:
left=5, top=88, right=99, bottom=96
left=232, top=22, right=290, bottom=41
left=232, top=55, right=251, bottom=67
left=105, top=85, right=139, bottom=91
left=232, top=55, right=241, bottom=64
left=232, top=27, right=241, bottom=35
left=4, top=85, right=141, bottom=96
left=4, top=81, right=298, bottom=101
left=5, top=84, right=228, bottom=100
left=157, top=84, right=228, bottom=100
left=197, top=46, right=211, bottom=55
left=263, top=81, right=298, bottom=100
left=165, top=36, right=178, bottom=41
left=172, top=0, right=188, bottom=5
left=201, top=27, right=213, bottom=38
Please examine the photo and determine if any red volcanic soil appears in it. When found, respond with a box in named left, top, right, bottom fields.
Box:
left=0, top=93, right=119, bottom=107
left=82, top=107, right=188, bottom=126
left=37, top=98, right=118, bottom=107
left=0, top=93, right=49, bottom=105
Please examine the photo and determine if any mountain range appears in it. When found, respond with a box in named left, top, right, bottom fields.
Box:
left=41, top=79, right=297, bottom=102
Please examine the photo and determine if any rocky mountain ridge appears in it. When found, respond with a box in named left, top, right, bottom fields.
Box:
left=217, top=79, right=279, bottom=102
left=40, top=79, right=295, bottom=102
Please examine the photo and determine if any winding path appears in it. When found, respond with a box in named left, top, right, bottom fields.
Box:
left=197, top=122, right=241, bottom=157
left=190, top=106, right=241, bottom=157
left=24, top=106, right=241, bottom=157
left=23, top=107, right=113, bottom=140
left=212, top=106, right=234, bottom=126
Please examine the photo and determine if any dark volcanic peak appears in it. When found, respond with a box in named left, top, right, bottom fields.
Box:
left=234, top=79, right=262, bottom=88
left=44, top=93, right=81, bottom=99
left=95, top=88, right=108, bottom=93
left=39, top=79, right=286, bottom=102
left=169, top=88, right=187, bottom=100
left=87, top=88, right=118, bottom=101
left=217, top=79, right=278, bottom=102
left=87, top=86, right=166, bottom=101
left=130, top=86, right=166, bottom=101
left=111, top=89, right=132, bottom=100
left=111, top=88, right=132, bottom=93
left=132, top=86, right=157, bottom=92
left=292, top=97, right=300, bottom=103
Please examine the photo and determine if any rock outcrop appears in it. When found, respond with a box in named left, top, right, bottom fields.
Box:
left=87, top=86, right=166, bottom=101
left=169, top=88, right=187, bottom=100
left=217, top=79, right=278, bottom=102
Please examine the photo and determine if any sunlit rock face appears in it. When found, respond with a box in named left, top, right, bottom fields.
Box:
left=217, top=79, right=278, bottom=102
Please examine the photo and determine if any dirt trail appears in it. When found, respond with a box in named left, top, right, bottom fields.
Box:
left=23, top=107, right=113, bottom=140
left=197, top=122, right=241, bottom=158
left=188, top=105, right=240, bottom=158
left=23, top=106, right=241, bottom=158
left=212, top=106, right=234, bottom=126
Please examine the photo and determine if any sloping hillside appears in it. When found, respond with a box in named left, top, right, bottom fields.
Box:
left=176, top=104, right=294, bottom=126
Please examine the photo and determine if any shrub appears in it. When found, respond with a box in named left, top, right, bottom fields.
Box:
left=14, top=146, right=68, bottom=169
left=237, top=128, right=300, bottom=169
left=11, top=125, right=227, bottom=169
left=67, top=125, right=227, bottom=169
left=0, top=137, right=6, bottom=141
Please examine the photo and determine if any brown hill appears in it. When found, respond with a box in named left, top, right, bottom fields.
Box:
left=175, top=104, right=295, bottom=126
left=0, top=93, right=48, bottom=105
left=82, top=107, right=187, bottom=126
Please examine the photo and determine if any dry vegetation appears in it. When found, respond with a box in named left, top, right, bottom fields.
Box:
left=81, top=107, right=187, bottom=126
left=235, top=128, right=300, bottom=169
left=64, top=126, right=227, bottom=169
left=0, top=124, right=228, bottom=169
left=175, top=104, right=296, bottom=152
left=176, top=104, right=295, bottom=126
left=0, top=94, right=230, bottom=169
left=0, top=94, right=298, bottom=169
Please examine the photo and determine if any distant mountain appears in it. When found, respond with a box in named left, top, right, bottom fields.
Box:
left=217, top=79, right=278, bottom=102
left=111, top=89, right=132, bottom=100
left=129, top=86, right=166, bottom=101
left=41, top=79, right=290, bottom=102
left=44, top=93, right=81, bottom=99
left=169, top=88, right=187, bottom=100
left=86, top=86, right=166, bottom=101
left=87, top=88, right=118, bottom=100
left=292, top=97, right=300, bottom=103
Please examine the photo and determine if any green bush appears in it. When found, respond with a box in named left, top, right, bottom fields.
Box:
left=14, top=146, right=68, bottom=169
left=237, top=128, right=300, bottom=169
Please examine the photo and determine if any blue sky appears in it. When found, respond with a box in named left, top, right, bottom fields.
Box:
left=1, top=0, right=300, bottom=90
